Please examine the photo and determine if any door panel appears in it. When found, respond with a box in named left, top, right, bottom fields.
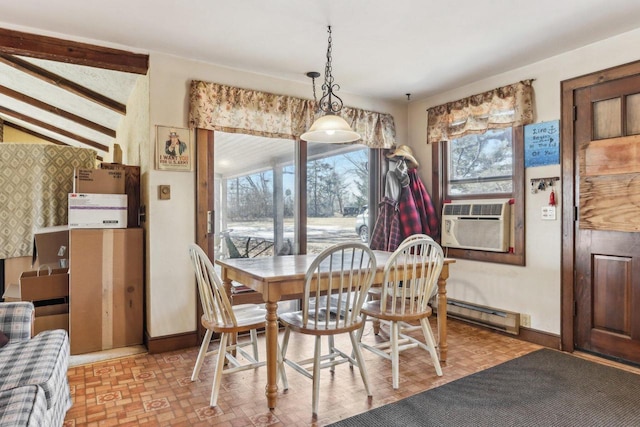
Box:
left=574, top=73, right=640, bottom=363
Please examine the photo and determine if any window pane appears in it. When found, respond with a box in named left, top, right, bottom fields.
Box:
left=626, top=93, right=640, bottom=136
left=306, top=143, right=369, bottom=254
left=593, top=97, right=621, bottom=139
left=214, top=132, right=295, bottom=259
left=448, top=128, right=513, bottom=196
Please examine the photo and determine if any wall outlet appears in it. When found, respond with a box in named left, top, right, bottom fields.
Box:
left=541, top=206, right=556, bottom=220
left=520, top=313, right=531, bottom=328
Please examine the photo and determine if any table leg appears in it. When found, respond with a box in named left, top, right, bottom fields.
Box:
left=264, top=300, right=279, bottom=409
left=437, top=275, right=447, bottom=362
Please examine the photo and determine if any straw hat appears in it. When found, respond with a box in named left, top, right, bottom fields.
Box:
left=386, top=145, right=419, bottom=169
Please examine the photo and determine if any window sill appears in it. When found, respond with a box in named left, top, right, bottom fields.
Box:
left=443, top=247, right=525, bottom=266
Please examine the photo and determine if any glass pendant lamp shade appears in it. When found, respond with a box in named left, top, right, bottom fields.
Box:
left=301, top=114, right=360, bottom=143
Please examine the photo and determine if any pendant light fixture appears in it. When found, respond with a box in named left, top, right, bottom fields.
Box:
left=301, top=26, right=361, bottom=144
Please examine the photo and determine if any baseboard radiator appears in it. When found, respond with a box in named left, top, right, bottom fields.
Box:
left=445, top=299, right=520, bottom=335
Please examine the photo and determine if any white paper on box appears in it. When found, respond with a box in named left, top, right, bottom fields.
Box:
left=68, top=193, right=127, bottom=228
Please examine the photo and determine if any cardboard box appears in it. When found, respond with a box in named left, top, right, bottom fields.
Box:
left=74, top=168, right=125, bottom=194
left=34, top=303, right=69, bottom=334
left=69, top=228, right=143, bottom=354
left=68, top=193, right=127, bottom=228
left=4, top=256, right=35, bottom=290
left=100, top=163, right=141, bottom=228
left=33, top=226, right=69, bottom=268
left=19, top=267, right=69, bottom=301
left=2, top=283, right=21, bottom=302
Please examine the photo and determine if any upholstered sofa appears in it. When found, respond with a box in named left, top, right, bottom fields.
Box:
left=0, top=302, right=72, bottom=426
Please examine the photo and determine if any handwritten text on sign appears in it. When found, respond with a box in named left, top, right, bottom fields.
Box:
left=524, top=120, right=560, bottom=168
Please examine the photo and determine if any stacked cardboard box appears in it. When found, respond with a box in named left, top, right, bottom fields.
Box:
left=2, top=228, right=70, bottom=334
left=99, top=163, right=141, bottom=228
left=69, top=168, right=127, bottom=228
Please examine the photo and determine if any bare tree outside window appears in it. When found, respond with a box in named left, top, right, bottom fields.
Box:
left=448, top=128, right=513, bottom=196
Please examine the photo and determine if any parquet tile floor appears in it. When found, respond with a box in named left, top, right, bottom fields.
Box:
left=63, top=319, right=545, bottom=426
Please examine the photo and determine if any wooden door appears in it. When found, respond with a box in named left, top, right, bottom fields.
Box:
left=572, top=72, right=640, bottom=363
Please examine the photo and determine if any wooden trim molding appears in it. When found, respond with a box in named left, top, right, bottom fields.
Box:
left=145, top=331, right=198, bottom=355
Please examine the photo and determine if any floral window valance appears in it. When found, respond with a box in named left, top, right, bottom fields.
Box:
left=189, top=80, right=396, bottom=149
left=426, top=79, right=535, bottom=144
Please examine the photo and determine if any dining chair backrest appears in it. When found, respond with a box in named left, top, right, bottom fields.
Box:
left=401, top=234, right=434, bottom=243
left=302, top=242, right=377, bottom=331
left=380, top=238, right=444, bottom=315
left=188, top=244, right=237, bottom=328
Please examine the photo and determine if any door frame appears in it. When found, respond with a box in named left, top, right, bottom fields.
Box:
left=560, top=59, right=640, bottom=352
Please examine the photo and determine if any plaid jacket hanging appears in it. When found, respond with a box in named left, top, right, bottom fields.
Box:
left=397, top=170, right=440, bottom=240
left=370, top=197, right=402, bottom=252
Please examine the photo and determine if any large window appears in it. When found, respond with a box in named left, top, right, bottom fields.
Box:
left=433, top=126, right=525, bottom=266
left=214, top=133, right=295, bottom=260
left=306, top=143, right=369, bottom=254
left=446, top=128, right=513, bottom=198
left=213, top=132, right=371, bottom=259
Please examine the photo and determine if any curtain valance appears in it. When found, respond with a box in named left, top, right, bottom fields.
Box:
left=188, top=80, right=396, bottom=148
left=426, top=79, right=534, bottom=144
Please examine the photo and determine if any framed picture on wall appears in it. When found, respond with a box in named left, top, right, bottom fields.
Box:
left=155, top=125, right=193, bottom=171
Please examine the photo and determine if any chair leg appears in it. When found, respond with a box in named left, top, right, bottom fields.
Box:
left=191, top=329, right=213, bottom=381
left=391, top=321, right=400, bottom=389
left=250, top=328, right=259, bottom=361
left=312, top=335, right=322, bottom=418
left=420, top=318, right=443, bottom=376
left=352, top=313, right=368, bottom=365
left=277, top=340, right=288, bottom=390
left=348, top=331, right=372, bottom=397
left=210, top=332, right=229, bottom=407
left=328, top=335, right=336, bottom=372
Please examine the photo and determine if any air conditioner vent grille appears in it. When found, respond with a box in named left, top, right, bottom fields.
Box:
left=443, top=204, right=471, bottom=216
left=441, top=200, right=511, bottom=252
left=471, top=203, right=504, bottom=216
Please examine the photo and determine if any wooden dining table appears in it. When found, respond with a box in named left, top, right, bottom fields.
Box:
left=216, top=251, right=455, bottom=410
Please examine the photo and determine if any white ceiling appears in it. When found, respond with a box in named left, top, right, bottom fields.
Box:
left=3, top=0, right=640, bottom=102
left=2, top=0, right=640, bottom=157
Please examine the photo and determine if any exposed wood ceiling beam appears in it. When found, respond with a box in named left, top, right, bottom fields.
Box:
left=0, top=54, right=127, bottom=115
left=4, top=121, right=65, bottom=146
left=0, top=27, right=148, bottom=75
left=4, top=122, right=103, bottom=161
left=0, top=84, right=116, bottom=137
left=0, top=105, right=108, bottom=152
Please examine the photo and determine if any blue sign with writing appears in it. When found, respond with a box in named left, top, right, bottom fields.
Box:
left=524, top=121, right=560, bottom=168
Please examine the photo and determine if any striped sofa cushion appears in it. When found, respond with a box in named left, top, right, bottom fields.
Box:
left=0, top=385, right=47, bottom=427
left=0, top=329, right=70, bottom=410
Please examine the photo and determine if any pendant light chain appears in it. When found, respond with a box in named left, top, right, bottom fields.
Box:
left=301, top=25, right=360, bottom=144
left=319, top=26, right=343, bottom=114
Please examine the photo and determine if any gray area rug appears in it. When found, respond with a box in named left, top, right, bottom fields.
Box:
left=328, top=349, right=640, bottom=427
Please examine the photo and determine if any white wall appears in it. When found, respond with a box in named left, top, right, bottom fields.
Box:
left=115, top=74, right=149, bottom=165
left=146, top=53, right=407, bottom=337
left=407, top=28, right=640, bottom=334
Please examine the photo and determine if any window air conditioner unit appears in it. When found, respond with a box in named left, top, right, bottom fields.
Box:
left=441, top=201, right=511, bottom=252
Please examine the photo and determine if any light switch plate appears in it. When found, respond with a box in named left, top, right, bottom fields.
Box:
left=159, top=185, right=171, bottom=200
left=541, top=206, right=556, bottom=220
